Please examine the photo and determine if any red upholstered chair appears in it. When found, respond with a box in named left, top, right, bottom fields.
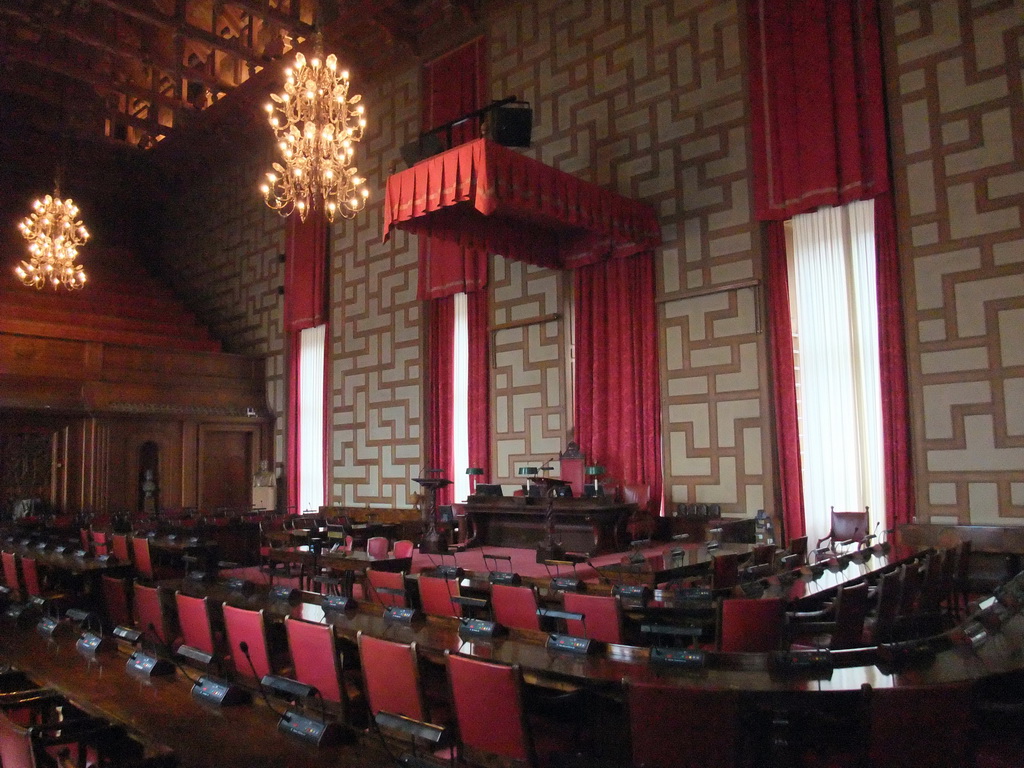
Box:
left=711, top=551, right=742, bottom=591
left=868, top=567, right=903, bottom=644
left=174, top=592, right=217, bottom=658
left=284, top=617, right=349, bottom=707
left=625, top=679, right=740, bottom=768
left=131, top=535, right=157, bottom=580
left=133, top=583, right=173, bottom=649
left=491, top=583, right=542, bottom=631
left=223, top=604, right=273, bottom=681
left=2, top=551, right=22, bottom=599
left=366, top=536, right=390, bottom=560
left=19, top=557, right=44, bottom=599
left=0, top=698, right=108, bottom=768
left=622, top=484, right=657, bottom=541
left=392, top=539, right=415, bottom=559
left=357, top=632, right=428, bottom=722
left=79, top=527, right=91, bottom=552
left=111, top=533, right=132, bottom=564
left=562, top=592, right=625, bottom=644
left=366, top=569, right=408, bottom=607
left=446, top=652, right=541, bottom=767
left=418, top=575, right=462, bottom=618
left=718, top=597, right=786, bottom=653
left=101, top=574, right=132, bottom=629
left=91, top=530, right=110, bottom=557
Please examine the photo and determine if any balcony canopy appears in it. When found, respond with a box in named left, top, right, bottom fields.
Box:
left=383, top=138, right=661, bottom=271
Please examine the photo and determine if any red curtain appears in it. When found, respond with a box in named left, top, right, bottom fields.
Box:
left=284, top=209, right=328, bottom=331
left=748, top=0, right=888, bottom=220
left=418, top=38, right=487, bottom=301
left=574, top=252, right=662, bottom=510
left=764, top=223, right=806, bottom=544
left=427, top=296, right=455, bottom=506
left=467, top=290, right=491, bottom=477
left=875, top=191, right=913, bottom=532
left=285, top=208, right=328, bottom=513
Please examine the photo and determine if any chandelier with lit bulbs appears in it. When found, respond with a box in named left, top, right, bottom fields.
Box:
left=16, top=193, right=89, bottom=290
left=261, top=32, right=369, bottom=223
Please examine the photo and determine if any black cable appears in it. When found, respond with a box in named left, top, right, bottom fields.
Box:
left=238, top=641, right=289, bottom=720
left=147, top=623, right=202, bottom=686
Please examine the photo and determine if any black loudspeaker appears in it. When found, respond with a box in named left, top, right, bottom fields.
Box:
left=489, top=103, right=532, bottom=148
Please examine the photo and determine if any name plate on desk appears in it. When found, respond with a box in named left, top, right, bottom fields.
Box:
left=72, top=549, right=91, bottom=559
left=650, top=647, right=706, bottom=669
left=191, top=675, right=251, bottom=706
left=458, top=618, right=506, bottom=641
left=546, top=633, right=599, bottom=655
left=770, top=650, right=833, bottom=677
left=383, top=606, right=421, bottom=624
left=95, top=554, right=111, bottom=563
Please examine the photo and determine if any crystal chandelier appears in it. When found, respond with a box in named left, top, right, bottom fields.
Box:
left=15, top=193, right=89, bottom=290
left=261, top=33, right=369, bottom=223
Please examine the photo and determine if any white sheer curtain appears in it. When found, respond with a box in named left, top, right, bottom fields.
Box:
left=298, top=324, right=326, bottom=514
left=452, top=292, right=470, bottom=501
left=789, top=200, right=884, bottom=548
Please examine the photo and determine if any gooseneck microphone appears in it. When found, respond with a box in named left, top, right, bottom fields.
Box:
left=144, top=622, right=200, bottom=683
left=238, top=641, right=289, bottom=720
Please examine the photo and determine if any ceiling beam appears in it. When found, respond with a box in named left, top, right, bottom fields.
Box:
left=0, top=6, right=236, bottom=97
left=225, top=0, right=316, bottom=40
left=90, top=0, right=272, bottom=67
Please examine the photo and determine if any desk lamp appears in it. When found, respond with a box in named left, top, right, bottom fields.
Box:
left=585, top=465, right=604, bottom=493
left=518, top=466, right=538, bottom=494
left=466, top=467, right=484, bottom=496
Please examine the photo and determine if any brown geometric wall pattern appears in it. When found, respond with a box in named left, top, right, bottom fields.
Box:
left=888, top=0, right=1024, bottom=525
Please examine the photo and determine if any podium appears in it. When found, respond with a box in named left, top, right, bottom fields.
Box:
left=414, top=476, right=452, bottom=555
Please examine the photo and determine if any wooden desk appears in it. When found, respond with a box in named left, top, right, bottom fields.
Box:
left=266, top=545, right=411, bottom=595
left=0, top=631, right=392, bottom=768
left=464, top=497, right=632, bottom=555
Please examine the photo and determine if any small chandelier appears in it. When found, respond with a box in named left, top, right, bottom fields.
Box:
left=261, top=32, right=369, bottom=223
left=16, top=193, right=89, bottom=290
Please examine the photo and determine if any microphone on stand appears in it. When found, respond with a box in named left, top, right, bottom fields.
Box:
left=238, top=641, right=290, bottom=720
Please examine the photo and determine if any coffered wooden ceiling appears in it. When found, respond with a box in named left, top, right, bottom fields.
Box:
left=0, top=0, right=482, bottom=151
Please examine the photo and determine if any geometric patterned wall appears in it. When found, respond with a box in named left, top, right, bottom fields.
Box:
left=889, top=0, right=1024, bottom=525
left=158, top=143, right=288, bottom=468
left=329, top=68, right=424, bottom=508
left=489, top=256, right=570, bottom=485
left=488, top=0, right=769, bottom=515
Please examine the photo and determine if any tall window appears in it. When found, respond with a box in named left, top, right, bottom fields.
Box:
left=787, top=200, right=884, bottom=546
left=297, top=324, right=326, bottom=513
left=452, top=293, right=470, bottom=501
